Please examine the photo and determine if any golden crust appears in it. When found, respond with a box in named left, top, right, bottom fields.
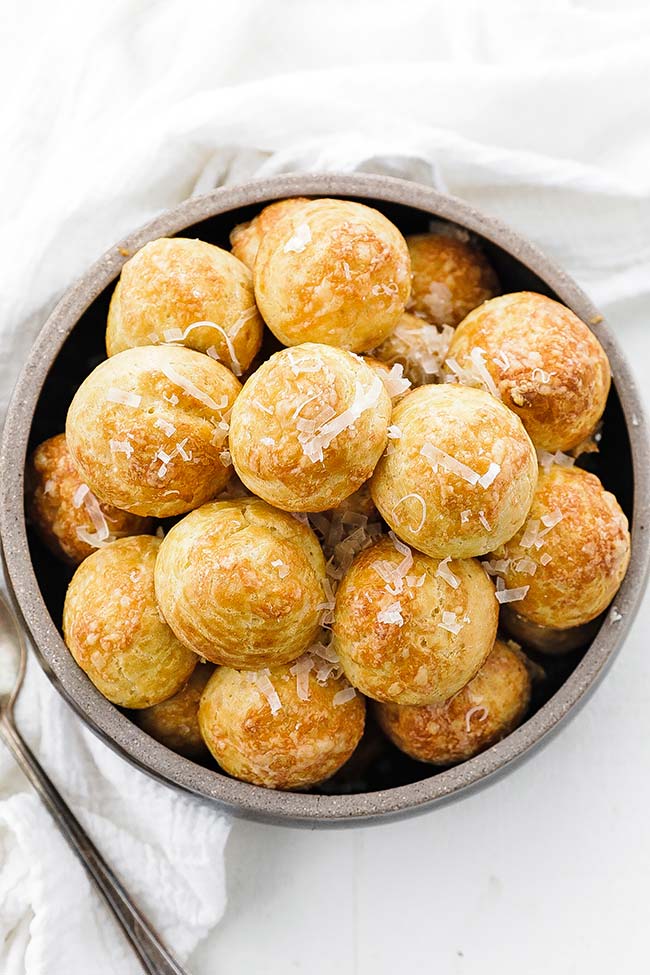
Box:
left=137, top=663, right=213, bottom=758
left=230, top=198, right=311, bottom=269
left=62, top=536, right=197, bottom=708
left=491, top=465, right=630, bottom=630
left=254, top=198, right=411, bottom=351
left=333, top=537, right=498, bottom=705
left=229, top=343, right=391, bottom=512
left=66, top=345, right=241, bottom=518
left=25, top=434, right=153, bottom=565
left=106, top=237, right=263, bottom=377
left=198, top=664, right=365, bottom=790
left=445, top=292, right=611, bottom=451
left=154, top=498, right=327, bottom=668
left=407, top=232, right=499, bottom=326
left=372, top=312, right=452, bottom=386
left=375, top=639, right=531, bottom=763
left=370, top=384, right=538, bottom=559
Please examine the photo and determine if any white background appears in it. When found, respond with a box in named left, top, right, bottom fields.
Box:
left=3, top=1, right=650, bottom=972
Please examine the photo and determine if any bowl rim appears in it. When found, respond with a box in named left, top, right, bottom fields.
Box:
left=2, top=172, right=649, bottom=827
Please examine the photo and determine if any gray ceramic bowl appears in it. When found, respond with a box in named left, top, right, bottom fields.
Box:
left=2, top=173, right=649, bottom=827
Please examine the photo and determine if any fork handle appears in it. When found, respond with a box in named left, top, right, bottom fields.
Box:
left=0, top=712, right=189, bottom=975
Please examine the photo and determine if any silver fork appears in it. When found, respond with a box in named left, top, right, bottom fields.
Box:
left=0, top=590, right=190, bottom=975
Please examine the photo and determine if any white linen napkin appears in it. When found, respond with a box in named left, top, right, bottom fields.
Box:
left=2, top=1, right=650, bottom=973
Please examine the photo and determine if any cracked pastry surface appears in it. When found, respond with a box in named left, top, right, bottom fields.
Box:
left=406, top=230, right=499, bottom=326
left=25, top=433, right=153, bottom=565
left=332, top=536, right=498, bottom=705
left=106, top=237, right=263, bottom=376
left=254, top=198, right=411, bottom=351
left=66, top=345, right=241, bottom=518
left=490, top=464, right=630, bottom=631
left=229, top=343, right=391, bottom=512
left=444, top=291, right=611, bottom=451
left=370, top=383, right=538, bottom=559
left=154, top=497, right=327, bottom=669
left=63, top=535, right=197, bottom=708
left=375, top=638, right=531, bottom=764
left=198, top=663, right=365, bottom=790
left=371, top=311, right=453, bottom=386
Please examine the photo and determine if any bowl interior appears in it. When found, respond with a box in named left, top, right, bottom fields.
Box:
left=24, top=191, right=634, bottom=799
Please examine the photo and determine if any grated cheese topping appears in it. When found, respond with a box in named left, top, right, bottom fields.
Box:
left=514, top=556, right=537, bottom=576
left=298, top=375, right=384, bottom=464
left=253, top=399, right=274, bottom=415
left=391, top=493, right=427, bottom=534
left=161, top=364, right=224, bottom=411
left=541, top=508, right=563, bottom=529
left=383, top=363, right=411, bottom=398
left=271, top=559, right=290, bottom=579
left=75, top=490, right=111, bottom=548
left=289, top=655, right=314, bottom=701
left=465, top=705, right=489, bottom=732
left=478, top=510, right=491, bottom=532
left=109, top=439, right=134, bottom=458
left=107, top=388, right=141, bottom=408
left=537, top=449, right=575, bottom=472
left=445, top=348, right=501, bottom=399
left=478, top=462, right=500, bottom=489
left=255, top=670, right=282, bottom=714
left=72, top=483, right=90, bottom=508
left=495, top=578, right=529, bottom=604
left=531, top=367, right=554, bottom=384
left=436, top=556, right=460, bottom=589
left=438, top=610, right=464, bottom=635
left=469, top=347, right=501, bottom=398
left=163, top=312, right=256, bottom=376
left=154, top=418, right=176, bottom=437
left=421, top=442, right=480, bottom=485
left=283, top=222, right=312, bottom=254
left=377, top=601, right=404, bottom=626
left=333, top=686, right=357, bottom=707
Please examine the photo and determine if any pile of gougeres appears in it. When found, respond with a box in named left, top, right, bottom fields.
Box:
left=26, top=197, right=630, bottom=791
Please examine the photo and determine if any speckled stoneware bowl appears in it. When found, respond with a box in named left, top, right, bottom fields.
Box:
left=2, top=173, right=649, bottom=827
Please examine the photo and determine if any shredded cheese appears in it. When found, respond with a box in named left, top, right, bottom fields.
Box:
left=438, top=611, right=463, bottom=635
left=465, top=705, right=489, bottom=732
left=495, top=578, right=529, bottom=604
left=377, top=602, right=404, bottom=625
left=154, top=418, right=176, bottom=437
left=161, top=364, right=223, bottom=411
left=283, top=222, right=312, bottom=253
left=298, top=375, right=383, bottom=463
left=420, top=442, right=480, bottom=485
left=478, top=462, right=500, bottom=489
left=391, top=493, right=427, bottom=534
left=383, top=363, right=411, bottom=398
left=109, top=439, right=134, bottom=458
left=106, top=388, right=141, bottom=408
left=436, top=556, right=460, bottom=589
left=255, top=670, right=282, bottom=714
